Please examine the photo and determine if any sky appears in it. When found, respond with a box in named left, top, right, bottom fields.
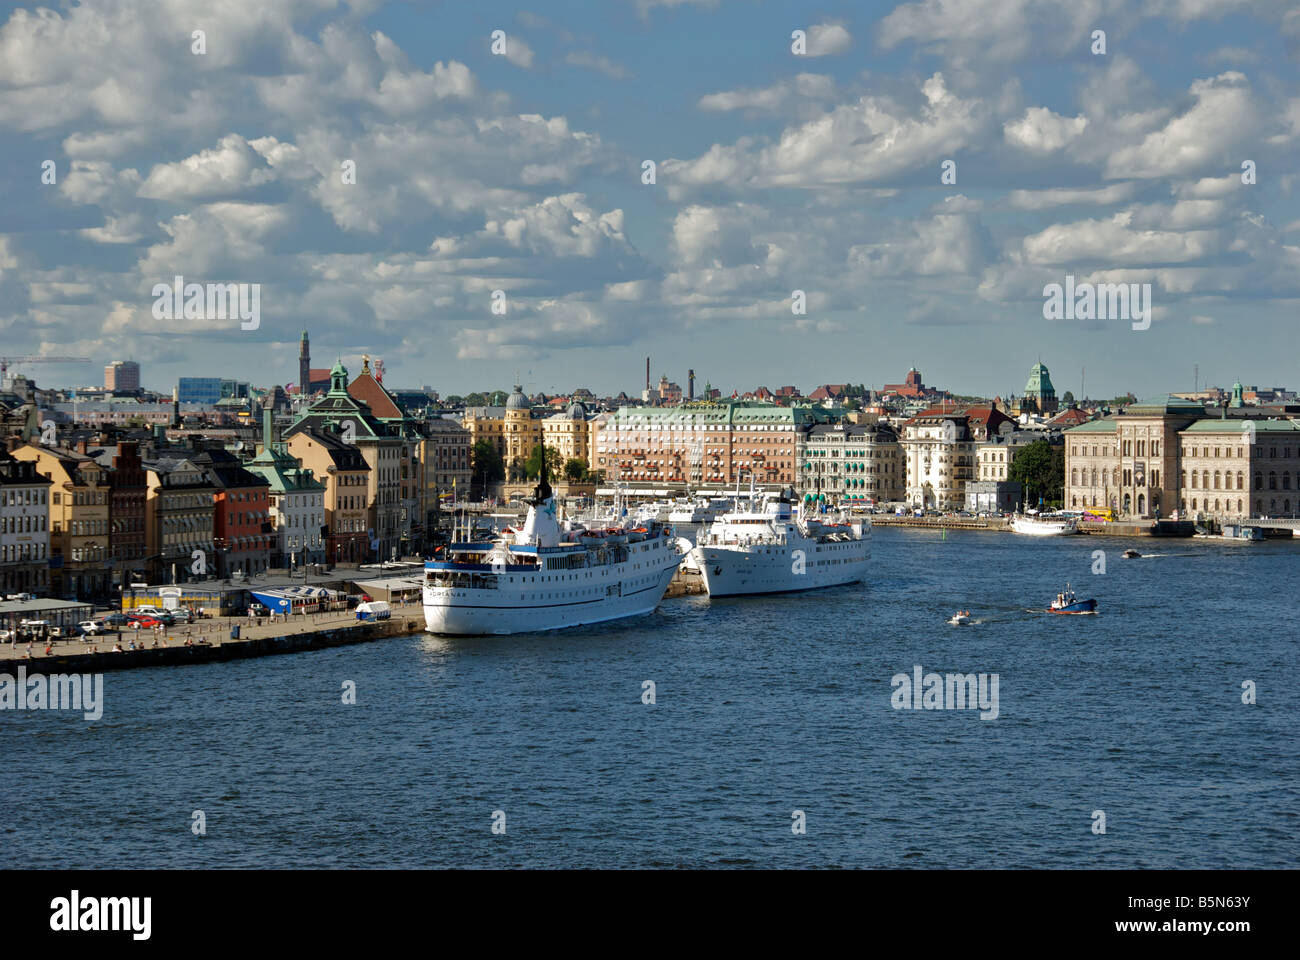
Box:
left=0, top=0, right=1297, bottom=402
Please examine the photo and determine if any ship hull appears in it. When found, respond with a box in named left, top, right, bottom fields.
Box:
left=692, top=539, right=869, bottom=598
left=424, top=559, right=679, bottom=636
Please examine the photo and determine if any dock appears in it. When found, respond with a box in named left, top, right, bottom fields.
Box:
left=0, top=603, right=428, bottom=676
left=870, top=515, right=1008, bottom=531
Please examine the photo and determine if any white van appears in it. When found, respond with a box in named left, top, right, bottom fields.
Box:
left=355, top=601, right=392, bottom=621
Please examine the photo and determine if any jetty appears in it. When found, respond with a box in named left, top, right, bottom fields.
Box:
left=0, top=602, right=428, bottom=676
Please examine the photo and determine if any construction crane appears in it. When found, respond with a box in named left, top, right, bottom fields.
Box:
left=0, top=356, right=92, bottom=376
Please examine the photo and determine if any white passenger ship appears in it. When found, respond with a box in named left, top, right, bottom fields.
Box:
left=424, top=469, right=684, bottom=635
left=690, top=492, right=870, bottom=597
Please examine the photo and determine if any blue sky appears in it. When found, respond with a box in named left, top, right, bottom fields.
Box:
left=0, top=0, right=1297, bottom=401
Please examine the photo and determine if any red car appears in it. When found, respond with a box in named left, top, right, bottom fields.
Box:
left=127, top=614, right=162, bottom=628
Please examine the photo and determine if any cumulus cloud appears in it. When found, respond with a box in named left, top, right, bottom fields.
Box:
left=665, top=73, right=986, bottom=191
left=803, top=22, right=851, bottom=56
left=1003, top=107, right=1088, bottom=153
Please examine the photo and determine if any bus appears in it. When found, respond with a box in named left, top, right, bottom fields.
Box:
left=1083, top=508, right=1116, bottom=522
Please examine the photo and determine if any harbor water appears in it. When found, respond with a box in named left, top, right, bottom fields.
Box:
left=3, top=527, right=1297, bottom=868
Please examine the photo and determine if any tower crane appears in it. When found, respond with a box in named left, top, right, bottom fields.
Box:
left=0, top=356, right=92, bottom=376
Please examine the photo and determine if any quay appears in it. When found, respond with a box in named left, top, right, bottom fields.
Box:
left=0, top=602, right=428, bottom=676
left=870, top=515, right=1008, bottom=531
left=665, top=568, right=706, bottom=598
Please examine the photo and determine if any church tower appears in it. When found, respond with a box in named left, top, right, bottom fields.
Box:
left=299, top=329, right=311, bottom=396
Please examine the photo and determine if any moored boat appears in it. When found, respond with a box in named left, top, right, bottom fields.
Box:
left=423, top=465, right=684, bottom=635
left=1011, top=512, right=1079, bottom=536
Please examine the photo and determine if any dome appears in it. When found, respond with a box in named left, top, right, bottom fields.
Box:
left=506, top=385, right=528, bottom=410
left=566, top=400, right=587, bottom=419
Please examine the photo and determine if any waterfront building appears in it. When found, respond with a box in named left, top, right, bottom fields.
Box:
left=143, top=455, right=216, bottom=584
left=542, top=400, right=595, bottom=470
left=596, top=401, right=827, bottom=490
left=245, top=405, right=327, bottom=568
left=285, top=427, right=370, bottom=563
left=347, top=357, right=433, bottom=552
left=462, top=386, right=544, bottom=481
left=1180, top=418, right=1300, bottom=518
left=902, top=404, right=1013, bottom=511
left=284, top=360, right=404, bottom=562
left=11, top=441, right=110, bottom=598
left=0, top=448, right=51, bottom=595
left=104, top=360, right=140, bottom=392
left=96, top=440, right=146, bottom=588
left=1064, top=395, right=1300, bottom=520
left=796, top=422, right=903, bottom=505
left=194, top=447, right=274, bottom=578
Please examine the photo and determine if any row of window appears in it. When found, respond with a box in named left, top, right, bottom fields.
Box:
left=2, top=489, right=46, bottom=506
left=0, top=515, right=46, bottom=533
left=1, top=542, right=46, bottom=561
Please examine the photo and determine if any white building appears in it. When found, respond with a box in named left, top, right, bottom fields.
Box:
left=0, top=448, right=52, bottom=595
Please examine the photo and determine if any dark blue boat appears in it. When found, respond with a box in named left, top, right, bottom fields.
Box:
left=1049, top=584, right=1097, bottom=614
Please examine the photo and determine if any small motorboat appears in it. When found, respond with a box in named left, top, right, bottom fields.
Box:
left=1122, top=549, right=1141, bottom=559
left=947, top=610, right=972, bottom=626
left=1048, top=583, right=1097, bottom=614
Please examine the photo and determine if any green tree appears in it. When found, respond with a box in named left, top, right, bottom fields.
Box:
left=564, top=457, right=589, bottom=482
left=1062, top=390, right=1075, bottom=405
left=1009, top=440, right=1065, bottom=508
left=488, top=390, right=509, bottom=406
left=524, top=444, right=563, bottom=479
left=471, top=439, right=504, bottom=493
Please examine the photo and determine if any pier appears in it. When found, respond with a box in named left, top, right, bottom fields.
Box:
left=0, top=603, right=428, bottom=676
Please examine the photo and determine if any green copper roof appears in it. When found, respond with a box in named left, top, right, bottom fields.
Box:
left=1023, top=362, right=1055, bottom=397
left=1181, top=418, right=1300, bottom=433
left=1064, top=418, right=1118, bottom=433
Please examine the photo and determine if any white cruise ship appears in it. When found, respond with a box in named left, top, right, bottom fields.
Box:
left=690, top=493, right=870, bottom=597
left=424, top=469, right=684, bottom=635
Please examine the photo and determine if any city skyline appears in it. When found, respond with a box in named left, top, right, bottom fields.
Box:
left=1, top=1, right=1298, bottom=400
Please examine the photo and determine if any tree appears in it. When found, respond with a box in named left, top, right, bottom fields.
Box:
left=1062, top=390, right=1075, bottom=405
left=1009, top=440, right=1065, bottom=507
left=523, top=444, right=563, bottom=479
left=471, top=439, right=504, bottom=494
left=488, top=390, right=509, bottom=406
left=564, top=457, right=589, bottom=482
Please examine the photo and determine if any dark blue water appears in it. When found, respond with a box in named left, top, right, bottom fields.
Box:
left=3, top=527, right=1297, bottom=868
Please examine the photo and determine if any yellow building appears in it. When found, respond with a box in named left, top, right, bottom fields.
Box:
left=285, top=428, right=372, bottom=564
left=12, top=442, right=111, bottom=598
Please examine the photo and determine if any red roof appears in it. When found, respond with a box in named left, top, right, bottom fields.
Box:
left=347, top=372, right=403, bottom=419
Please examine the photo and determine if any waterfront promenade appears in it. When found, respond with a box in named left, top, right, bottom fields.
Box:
left=0, top=601, right=429, bottom=675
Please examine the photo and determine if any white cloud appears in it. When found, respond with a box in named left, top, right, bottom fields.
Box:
left=563, top=51, right=628, bottom=79
left=1003, top=107, right=1088, bottom=153
left=1007, top=184, right=1137, bottom=209
left=1104, top=72, right=1261, bottom=180
left=698, top=74, right=834, bottom=113
left=804, top=22, right=852, bottom=56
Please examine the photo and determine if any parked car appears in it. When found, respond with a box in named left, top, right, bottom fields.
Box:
left=170, top=609, right=196, bottom=623
left=101, top=612, right=132, bottom=626
left=78, top=620, right=103, bottom=635
left=129, top=616, right=162, bottom=628
left=0, top=629, right=10, bottom=642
